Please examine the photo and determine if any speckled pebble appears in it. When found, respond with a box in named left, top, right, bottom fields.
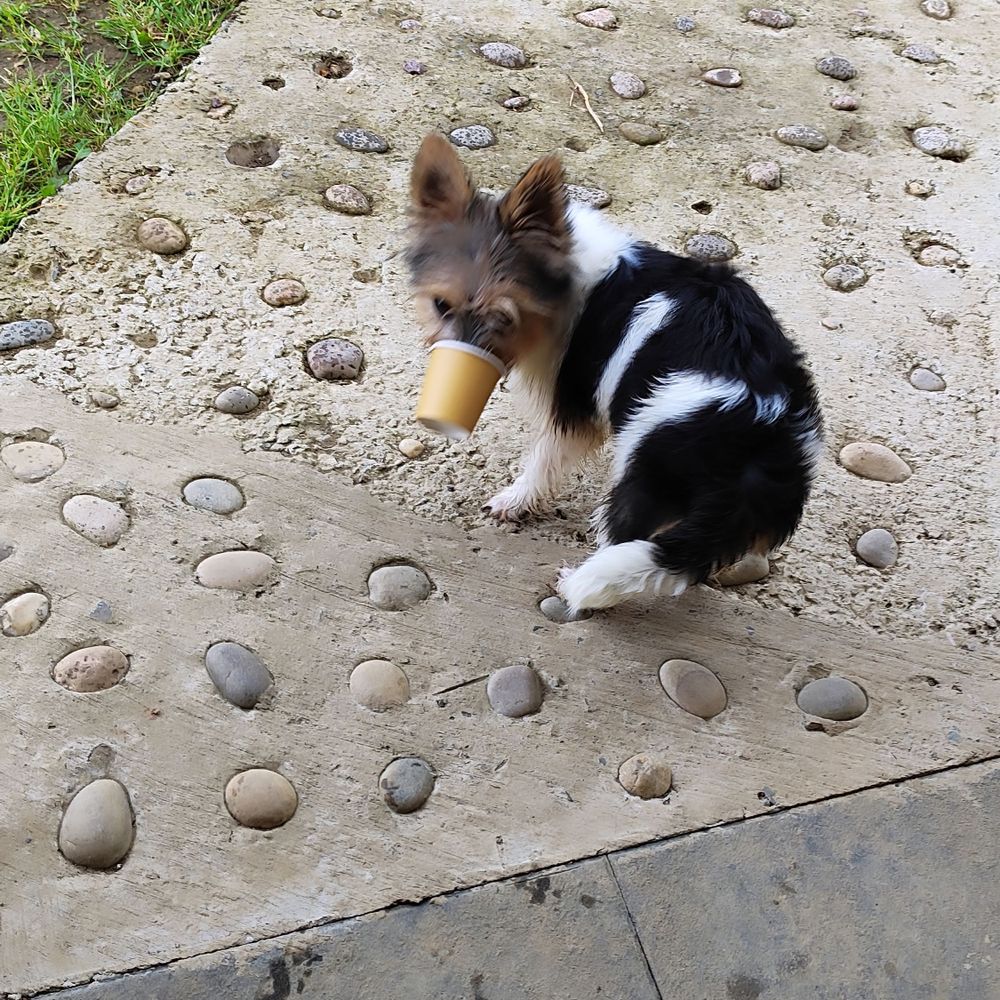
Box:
left=702, top=67, right=742, bottom=88
left=618, top=121, right=662, bottom=146
left=0, top=319, right=55, bottom=352
left=920, top=0, right=951, bottom=18
left=1, top=592, right=50, bottom=637
left=909, top=367, right=946, bottom=392
left=566, top=184, right=611, bottom=208
left=206, top=102, right=235, bottom=120
left=797, top=676, right=868, bottom=721
left=911, top=126, right=968, bottom=161
left=225, top=769, right=297, bottom=829
left=368, top=563, right=432, bottom=610
left=53, top=645, right=129, bottom=692
left=323, top=184, right=372, bottom=215
left=479, top=42, right=526, bottom=68
left=195, top=550, right=277, bottom=590
left=917, top=243, right=962, bottom=267
left=503, top=95, right=531, bottom=110
left=685, top=233, right=737, bottom=262
left=674, top=14, right=695, bottom=32
left=214, top=386, right=260, bottom=414
left=58, top=779, right=134, bottom=869
left=261, top=278, right=307, bottom=307
left=449, top=125, right=497, bottom=149
left=816, top=55, right=857, bottom=81
left=902, top=43, right=941, bottom=64
left=618, top=754, right=672, bottom=799
left=776, top=124, right=828, bottom=151
left=136, top=217, right=188, bottom=254
left=62, top=495, right=129, bottom=547
left=90, top=389, right=120, bottom=408
left=183, top=477, right=245, bottom=514
left=823, top=264, right=867, bottom=292
left=205, top=642, right=274, bottom=709
left=839, top=442, right=912, bottom=483
left=398, top=17, right=420, bottom=29
left=715, top=553, right=770, bottom=586
left=89, top=600, right=113, bottom=623
left=747, top=7, right=795, bottom=28
left=659, top=659, right=727, bottom=719
left=1, top=440, right=65, bottom=482
left=306, top=338, right=364, bottom=380
left=831, top=94, right=859, bottom=111
left=539, top=595, right=591, bottom=623
left=855, top=528, right=899, bottom=569
left=123, top=175, right=150, bottom=195
left=380, top=757, right=435, bottom=813
left=744, top=160, right=781, bottom=190
left=610, top=71, right=645, bottom=99
left=398, top=438, right=425, bottom=459
left=576, top=7, right=617, bottom=29
left=905, top=179, right=935, bottom=198
left=350, top=659, right=410, bottom=711
left=403, top=58, right=427, bottom=75
left=487, top=663, right=544, bottom=718
left=334, top=127, right=389, bottom=153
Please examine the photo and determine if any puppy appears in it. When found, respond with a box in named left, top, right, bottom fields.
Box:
left=406, top=133, right=823, bottom=613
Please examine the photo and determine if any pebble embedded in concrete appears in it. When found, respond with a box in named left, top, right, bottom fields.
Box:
left=685, top=233, right=737, bottom=262
left=225, top=769, right=298, bottom=829
left=1, top=440, right=65, bottom=482
left=183, top=477, right=245, bottom=514
left=205, top=641, right=274, bottom=709
left=398, top=17, right=419, bottom=29
left=398, top=438, right=425, bottom=459
left=539, top=595, right=591, bottom=623
left=702, top=68, right=742, bottom=88
left=449, top=125, right=497, bottom=149
left=797, top=676, right=868, bottom=721
left=839, top=442, right=912, bottom=483
left=618, top=754, right=672, bottom=799
left=368, top=563, right=431, bottom=610
left=659, top=659, right=727, bottom=719
left=123, top=175, right=150, bottom=195
left=58, top=778, right=134, bottom=869
left=380, top=757, right=435, bottom=813
left=350, top=659, right=410, bottom=711
left=1, top=591, right=50, bottom=637
left=610, top=71, right=645, bottom=99
left=53, top=645, right=129, bottom=692
left=503, top=95, right=531, bottom=110
left=214, top=386, right=260, bottom=414
left=487, top=663, right=544, bottom=718
left=911, top=126, right=968, bottom=161
left=916, top=243, right=962, bottom=268
left=137, top=217, right=188, bottom=254
left=618, top=122, right=662, bottom=146
left=855, top=528, right=899, bottom=568
left=902, top=43, right=942, bottom=64
left=334, top=127, right=389, bottom=153
left=744, top=160, right=781, bottom=190
left=674, top=14, right=695, bottom=32
left=831, top=94, right=859, bottom=111
left=823, top=264, right=867, bottom=291
left=90, top=600, right=113, bottom=623
left=195, top=550, right=277, bottom=590
left=479, top=42, right=526, bottom=68
left=816, top=55, right=857, bottom=80
left=90, top=389, right=120, bottom=409
left=62, top=495, right=130, bottom=547
left=746, top=7, right=795, bottom=28
left=403, top=59, right=427, bottom=75
left=715, top=552, right=770, bottom=585
left=0, top=542, right=12, bottom=561
left=0, top=319, right=55, bottom=352
left=566, top=184, right=611, bottom=208
left=575, top=8, right=617, bottom=29
left=920, top=0, right=951, bottom=18
left=775, top=125, right=828, bottom=151
left=909, top=367, right=946, bottom=392
left=323, top=184, right=372, bottom=215
left=261, top=278, right=307, bottom=307
left=306, top=338, right=364, bottom=380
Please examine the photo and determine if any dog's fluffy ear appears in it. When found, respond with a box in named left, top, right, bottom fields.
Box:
left=498, top=155, right=568, bottom=247
left=410, top=133, right=475, bottom=224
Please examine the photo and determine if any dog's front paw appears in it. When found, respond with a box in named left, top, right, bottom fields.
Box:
left=482, top=481, right=536, bottom=523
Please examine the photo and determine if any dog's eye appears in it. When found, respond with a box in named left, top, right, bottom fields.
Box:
left=433, top=298, right=452, bottom=317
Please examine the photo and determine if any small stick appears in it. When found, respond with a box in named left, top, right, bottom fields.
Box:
left=568, top=75, right=604, bottom=134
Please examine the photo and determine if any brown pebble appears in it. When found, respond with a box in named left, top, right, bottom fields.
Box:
left=137, top=217, right=188, bottom=254
left=618, top=754, right=672, bottom=799
left=839, top=442, right=912, bottom=483
left=225, top=769, right=298, bottom=829
left=53, top=645, right=130, bottom=692
left=261, top=278, right=307, bottom=307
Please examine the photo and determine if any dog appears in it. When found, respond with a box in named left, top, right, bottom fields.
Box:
left=406, top=133, right=823, bottom=613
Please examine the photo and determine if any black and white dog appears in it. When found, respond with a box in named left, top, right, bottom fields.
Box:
left=407, top=134, right=823, bottom=613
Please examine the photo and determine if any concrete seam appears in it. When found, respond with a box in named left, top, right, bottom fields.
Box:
left=605, top=855, right=665, bottom=1000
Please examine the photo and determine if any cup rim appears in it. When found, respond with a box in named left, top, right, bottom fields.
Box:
left=429, top=339, right=507, bottom=378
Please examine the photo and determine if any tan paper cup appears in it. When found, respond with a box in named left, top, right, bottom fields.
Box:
left=415, top=340, right=507, bottom=440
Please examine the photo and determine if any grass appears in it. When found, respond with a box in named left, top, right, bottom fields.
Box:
left=0, top=0, right=239, bottom=242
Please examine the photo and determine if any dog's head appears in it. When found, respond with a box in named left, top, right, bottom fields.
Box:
left=405, top=133, right=575, bottom=367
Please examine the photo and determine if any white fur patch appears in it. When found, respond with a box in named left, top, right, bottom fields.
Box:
left=567, top=203, right=639, bottom=292
left=595, top=292, right=676, bottom=421
left=557, top=541, right=688, bottom=611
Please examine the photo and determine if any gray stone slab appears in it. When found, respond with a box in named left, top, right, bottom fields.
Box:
left=611, top=760, right=1000, bottom=1000
left=54, top=859, right=659, bottom=1000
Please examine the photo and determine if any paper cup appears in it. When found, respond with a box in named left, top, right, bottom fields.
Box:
left=415, top=340, right=507, bottom=440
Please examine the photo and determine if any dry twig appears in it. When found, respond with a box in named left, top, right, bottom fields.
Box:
left=568, top=76, right=604, bottom=134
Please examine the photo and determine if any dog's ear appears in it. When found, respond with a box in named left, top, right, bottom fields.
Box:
left=410, top=133, right=475, bottom=224
left=498, top=155, right=568, bottom=247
